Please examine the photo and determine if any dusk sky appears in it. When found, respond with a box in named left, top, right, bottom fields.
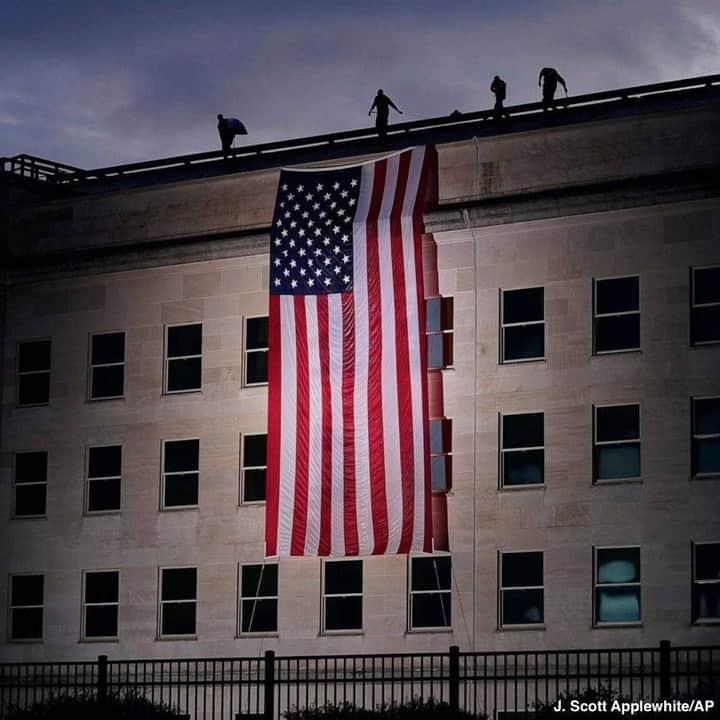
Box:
left=2, top=0, right=718, bottom=169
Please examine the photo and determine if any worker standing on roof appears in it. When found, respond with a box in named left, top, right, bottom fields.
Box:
left=538, top=68, right=567, bottom=110
left=368, top=90, right=402, bottom=139
left=491, top=75, right=508, bottom=119
left=217, top=114, right=248, bottom=155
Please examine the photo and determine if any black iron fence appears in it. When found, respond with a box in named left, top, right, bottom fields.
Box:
left=1, top=642, right=718, bottom=719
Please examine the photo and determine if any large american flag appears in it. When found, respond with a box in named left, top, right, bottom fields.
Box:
left=265, top=146, right=434, bottom=557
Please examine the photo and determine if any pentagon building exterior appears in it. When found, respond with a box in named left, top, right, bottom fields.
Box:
left=0, top=75, right=719, bottom=664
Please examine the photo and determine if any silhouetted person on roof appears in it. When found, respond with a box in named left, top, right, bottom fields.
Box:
left=368, top=89, right=402, bottom=139
left=538, top=68, right=567, bottom=110
left=217, top=114, right=248, bottom=155
left=491, top=75, right=508, bottom=119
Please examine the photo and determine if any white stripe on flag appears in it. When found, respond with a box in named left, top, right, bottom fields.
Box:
left=304, top=295, right=322, bottom=555
left=328, top=292, right=345, bottom=556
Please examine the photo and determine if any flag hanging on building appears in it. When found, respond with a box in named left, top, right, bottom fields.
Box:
left=265, top=146, right=435, bottom=557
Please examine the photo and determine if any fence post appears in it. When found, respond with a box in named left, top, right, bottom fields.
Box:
left=264, top=650, right=275, bottom=720
left=659, top=640, right=671, bottom=700
left=97, top=655, right=108, bottom=703
left=449, top=645, right=460, bottom=716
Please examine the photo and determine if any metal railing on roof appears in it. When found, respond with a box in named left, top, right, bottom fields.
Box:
left=1, top=73, right=719, bottom=187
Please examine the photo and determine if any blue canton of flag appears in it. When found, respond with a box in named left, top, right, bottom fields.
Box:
left=270, top=166, right=361, bottom=295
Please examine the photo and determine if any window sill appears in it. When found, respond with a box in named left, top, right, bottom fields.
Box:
left=236, top=632, right=279, bottom=639
left=243, top=382, right=269, bottom=389
left=690, top=341, right=720, bottom=348
left=321, top=630, right=364, bottom=637
left=406, top=627, right=453, bottom=635
left=499, top=484, right=545, bottom=492
left=691, top=619, right=720, bottom=626
left=593, top=622, right=643, bottom=629
left=164, top=389, right=203, bottom=396
left=593, top=477, right=642, bottom=486
left=239, top=500, right=267, bottom=507
left=592, top=349, right=642, bottom=357
left=8, top=638, right=44, bottom=644
left=80, top=637, right=119, bottom=643
left=497, top=624, right=546, bottom=632
left=690, top=474, right=720, bottom=481
left=161, top=505, right=199, bottom=512
left=12, top=514, right=47, bottom=521
left=85, top=510, right=122, bottom=517
left=500, top=357, right=546, bottom=365
left=16, top=403, right=50, bottom=409
left=87, top=396, right=125, bottom=403
left=156, top=635, right=198, bottom=641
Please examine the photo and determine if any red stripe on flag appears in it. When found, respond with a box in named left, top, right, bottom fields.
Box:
left=266, top=294, right=282, bottom=556
left=291, top=296, right=310, bottom=555
left=341, top=291, right=358, bottom=554
left=389, top=151, right=415, bottom=554
left=416, top=147, right=434, bottom=552
left=365, top=159, right=389, bottom=554
left=317, top=295, right=332, bottom=556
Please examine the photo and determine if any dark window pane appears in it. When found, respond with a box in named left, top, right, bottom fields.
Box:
left=595, top=315, right=640, bottom=352
left=15, top=485, right=46, bottom=516
left=504, top=325, right=544, bottom=361
left=502, top=589, right=544, bottom=625
left=167, top=357, right=202, bottom=391
left=11, top=608, right=43, bottom=640
left=85, top=606, right=118, bottom=638
left=595, top=444, right=641, bottom=480
left=597, top=548, right=640, bottom=583
left=246, top=351, right=268, bottom=384
left=88, top=446, right=121, bottom=478
left=162, top=569, right=196, bottom=601
left=164, top=473, right=199, bottom=507
left=16, top=452, right=47, bottom=483
left=694, top=585, right=720, bottom=621
left=167, top=324, right=202, bottom=358
left=18, top=341, right=51, bottom=372
left=503, top=413, right=543, bottom=449
left=503, top=288, right=544, bottom=324
left=694, top=267, right=720, bottom=305
left=596, top=277, right=639, bottom=314
left=242, top=564, right=278, bottom=597
left=325, top=560, right=362, bottom=594
left=596, top=586, right=641, bottom=623
left=692, top=306, right=720, bottom=344
left=91, top=333, right=125, bottom=365
left=502, top=552, right=543, bottom=588
left=325, top=596, right=362, bottom=631
left=244, top=435, right=267, bottom=467
left=596, top=405, right=639, bottom=442
left=431, top=456, right=448, bottom=492
left=246, top=317, right=268, bottom=350
left=504, top=450, right=544, bottom=486
left=162, top=602, right=196, bottom=635
left=88, top=478, right=121, bottom=512
left=695, top=398, right=720, bottom=435
left=412, top=592, right=451, bottom=628
left=429, top=420, right=443, bottom=455
left=426, top=298, right=441, bottom=333
left=164, top=440, right=199, bottom=472
left=427, top=334, right=443, bottom=369
left=412, top=558, right=451, bottom=591
left=85, top=572, right=119, bottom=603
left=694, top=438, right=720, bottom=475
left=18, top=373, right=50, bottom=405
left=91, top=365, right=124, bottom=398
left=244, top=469, right=266, bottom=502
left=12, top=576, right=44, bottom=606
left=696, top=544, right=720, bottom=581
left=242, top=598, right=278, bottom=633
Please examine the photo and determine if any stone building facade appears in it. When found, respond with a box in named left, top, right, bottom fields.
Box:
left=1, top=78, right=719, bottom=663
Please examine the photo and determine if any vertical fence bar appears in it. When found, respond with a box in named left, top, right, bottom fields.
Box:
left=659, top=640, right=671, bottom=700
left=264, top=650, right=275, bottom=720
left=97, top=655, right=108, bottom=704
left=449, top=646, right=459, bottom=715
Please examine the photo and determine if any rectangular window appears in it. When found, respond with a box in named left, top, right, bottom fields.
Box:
left=89, top=332, right=125, bottom=399
left=165, top=323, right=202, bottom=393
left=159, top=567, right=197, bottom=637
left=594, top=276, right=640, bottom=354
left=430, top=418, right=452, bottom=492
left=692, top=397, right=720, bottom=477
left=593, top=404, right=641, bottom=481
left=162, top=439, right=199, bottom=509
left=9, top=574, right=44, bottom=641
left=693, top=542, right=720, bottom=623
left=86, top=445, right=121, bottom=513
left=501, top=287, right=544, bottom=362
left=322, top=559, right=362, bottom=633
left=14, top=451, right=47, bottom=518
left=17, top=340, right=51, bottom=406
left=409, top=556, right=451, bottom=630
left=82, top=570, right=119, bottom=639
left=241, top=434, right=267, bottom=503
left=239, top=563, right=278, bottom=634
left=244, top=316, right=269, bottom=386
left=426, top=297, right=454, bottom=370
left=594, top=546, right=641, bottom=625
left=500, top=412, right=544, bottom=488
left=499, top=551, right=544, bottom=627
left=691, top=266, right=720, bottom=345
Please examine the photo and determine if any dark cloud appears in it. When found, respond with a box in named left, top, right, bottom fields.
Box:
left=1, top=0, right=718, bottom=168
